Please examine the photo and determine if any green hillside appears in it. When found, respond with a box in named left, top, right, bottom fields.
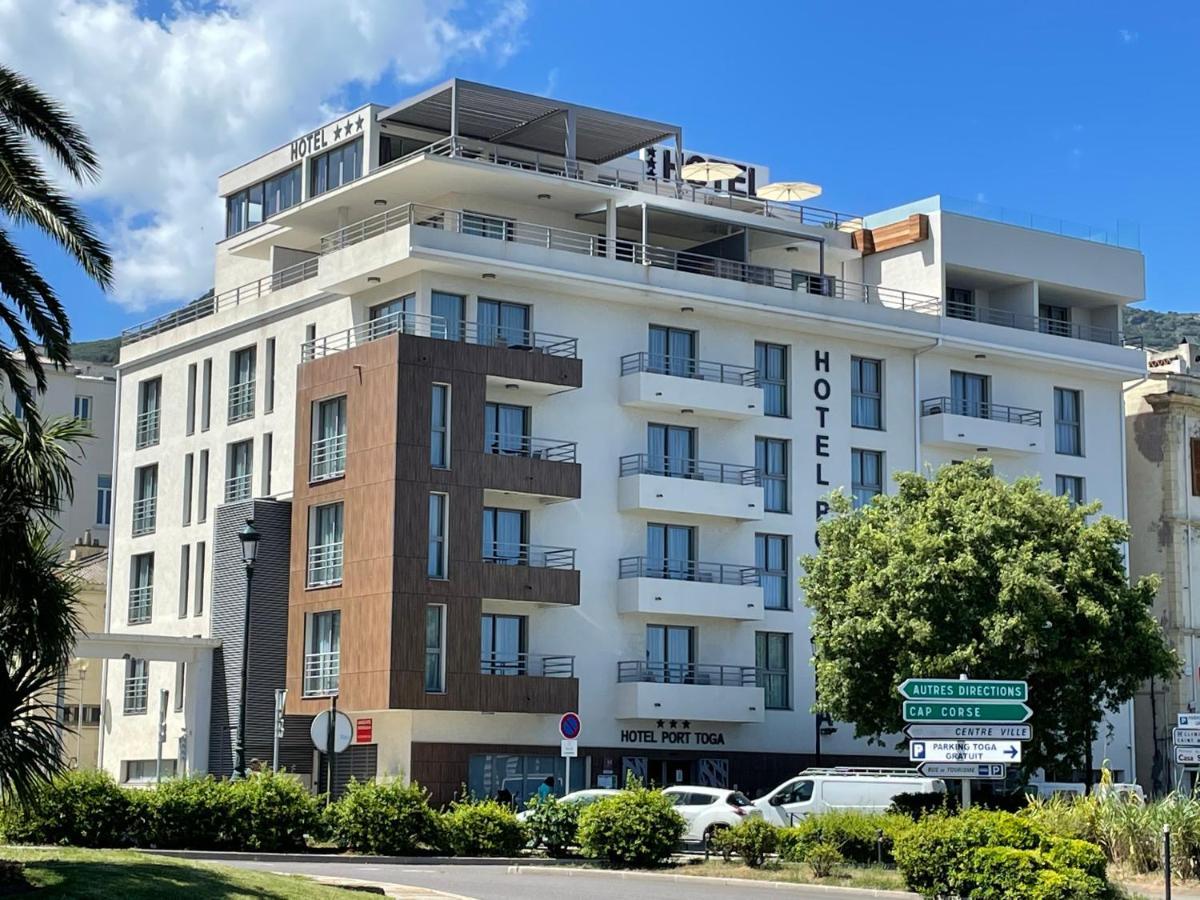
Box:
left=68, top=336, right=121, bottom=365
left=1124, top=308, right=1200, bottom=350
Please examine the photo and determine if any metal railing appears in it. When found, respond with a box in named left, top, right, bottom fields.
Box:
left=920, top=397, right=1042, bottom=426
left=481, top=541, right=576, bottom=569
left=938, top=195, right=1138, bottom=249
left=123, top=674, right=148, bottom=714
left=228, top=381, right=256, bottom=423
left=619, top=453, right=760, bottom=486
left=455, top=319, right=578, bottom=357
left=310, top=433, right=347, bottom=481
left=620, top=351, right=758, bottom=386
left=307, top=541, right=344, bottom=587
left=480, top=653, right=575, bottom=678
left=618, top=557, right=759, bottom=586
left=224, top=473, right=252, bottom=503
left=303, top=651, right=340, bottom=696
left=131, top=497, right=157, bottom=536
left=135, top=409, right=160, bottom=448
left=127, top=585, right=153, bottom=624
left=121, top=257, right=318, bottom=345
left=617, top=660, right=760, bottom=687
left=945, top=299, right=1133, bottom=347
left=484, top=433, right=576, bottom=463
left=301, top=311, right=447, bottom=360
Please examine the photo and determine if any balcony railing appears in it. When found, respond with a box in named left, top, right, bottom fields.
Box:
left=307, top=541, right=344, bottom=587
left=303, top=651, right=340, bottom=697
left=121, top=257, right=319, bottom=345
left=481, top=542, right=576, bottom=569
left=618, top=557, right=760, bottom=586
left=619, top=453, right=760, bottom=486
left=620, top=352, right=758, bottom=386
left=135, top=409, right=160, bottom=448
left=127, top=585, right=153, bottom=624
left=484, top=433, right=576, bottom=463
left=228, top=381, right=256, bottom=423
left=224, top=473, right=252, bottom=503
left=944, top=299, right=1139, bottom=347
left=131, top=497, right=157, bottom=536
left=310, top=434, right=347, bottom=481
left=480, top=653, right=575, bottom=678
left=123, top=676, right=148, bottom=714
left=921, top=397, right=1042, bottom=426
left=617, top=660, right=760, bottom=687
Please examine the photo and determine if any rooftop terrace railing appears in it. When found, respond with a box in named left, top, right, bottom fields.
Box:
left=620, top=351, right=759, bottom=386
left=945, top=298, right=1140, bottom=347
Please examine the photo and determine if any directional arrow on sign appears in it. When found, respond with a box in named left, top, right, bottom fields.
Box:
left=905, top=724, right=1032, bottom=741
left=899, top=678, right=1029, bottom=703
left=902, top=701, right=1032, bottom=723
left=909, top=740, right=1023, bottom=764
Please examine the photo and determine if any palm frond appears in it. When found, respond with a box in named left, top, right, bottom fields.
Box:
left=0, top=64, right=100, bottom=183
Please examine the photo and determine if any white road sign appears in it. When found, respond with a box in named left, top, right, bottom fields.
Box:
left=1179, top=714, right=1200, bottom=728
left=1176, top=747, right=1200, bottom=766
left=910, top=740, right=1022, bottom=764
left=310, top=710, right=353, bottom=755
left=904, top=724, right=1031, bottom=741
left=560, top=738, right=578, bottom=758
left=918, top=763, right=1007, bottom=779
left=1173, top=727, right=1200, bottom=747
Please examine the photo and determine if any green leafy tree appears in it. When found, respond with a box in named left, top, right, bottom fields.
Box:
left=801, top=460, right=1176, bottom=785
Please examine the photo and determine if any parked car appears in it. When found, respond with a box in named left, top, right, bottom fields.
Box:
left=662, top=785, right=760, bottom=846
left=1025, top=781, right=1085, bottom=801
left=514, top=788, right=621, bottom=821
left=754, top=768, right=947, bottom=825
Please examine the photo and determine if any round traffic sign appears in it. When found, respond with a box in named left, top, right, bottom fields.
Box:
left=310, top=710, right=353, bottom=754
left=559, top=712, right=581, bottom=740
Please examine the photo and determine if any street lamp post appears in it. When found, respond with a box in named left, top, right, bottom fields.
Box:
left=231, top=517, right=260, bottom=781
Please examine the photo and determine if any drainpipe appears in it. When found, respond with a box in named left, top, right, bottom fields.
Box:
left=913, top=338, right=943, bottom=473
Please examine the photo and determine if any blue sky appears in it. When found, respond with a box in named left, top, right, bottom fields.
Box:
left=10, top=0, right=1198, bottom=342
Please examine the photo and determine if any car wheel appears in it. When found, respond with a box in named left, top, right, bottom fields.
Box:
left=704, top=823, right=729, bottom=857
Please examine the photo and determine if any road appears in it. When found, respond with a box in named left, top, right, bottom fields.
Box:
left=219, top=858, right=915, bottom=899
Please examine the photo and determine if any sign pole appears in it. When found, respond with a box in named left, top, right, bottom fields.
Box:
left=326, top=694, right=337, bottom=805
left=272, top=688, right=287, bottom=772
left=959, top=674, right=971, bottom=810
left=565, top=753, right=571, bottom=795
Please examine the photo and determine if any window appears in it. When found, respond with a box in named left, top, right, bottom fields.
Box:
left=186, top=363, right=197, bottom=435
left=307, top=502, right=344, bottom=587
left=178, top=544, right=190, bottom=617
left=200, top=358, right=212, bottom=431
left=136, top=378, right=161, bottom=448
left=225, top=164, right=300, bottom=236
left=1192, top=439, right=1200, bottom=497
left=424, top=604, right=445, bottom=692
left=484, top=402, right=529, bottom=455
left=851, top=357, right=883, bottom=429
left=123, top=758, right=177, bottom=784
left=646, top=523, right=695, bottom=579
left=951, top=371, right=990, bottom=419
left=304, top=610, right=341, bottom=696
left=261, top=432, right=273, bottom=496
left=197, top=450, right=209, bottom=523
left=482, top=507, right=528, bottom=565
left=428, top=493, right=448, bottom=578
left=648, top=325, right=696, bottom=377
left=309, top=137, right=361, bottom=197
left=756, top=534, right=790, bottom=610
left=647, top=423, right=696, bottom=477
left=225, top=440, right=253, bottom=502
left=431, top=291, right=464, bottom=341
left=947, top=287, right=976, bottom=320
left=1056, top=475, right=1085, bottom=505
left=305, top=323, right=316, bottom=344
left=264, top=337, right=276, bottom=413
left=462, top=210, right=514, bottom=241
left=74, top=394, right=93, bottom=423
left=228, top=346, right=256, bottom=423
left=1055, top=388, right=1083, bottom=456
left=12, top=392, right=24, bottom=420
left=851, top=449, right=884, bottom=508
left=123, top=658, right=148, bottom=714
left=755, top=342, right=788, bottom=417
left=431, top=384, right=450, bottom=468
left=194, top=542, right=206, bottom=617
left=182, top=453, right=194, bottom=525
left=646, top=624, right=693, bottom=683
left=132, top=464, right=158, bottom=535
left=129, top=553, right=154, bottom=624
left=311, top=395, right=347, bottom=481
left=369, top=295, right=413, bottom=338
left=756, top=632, right=791, bottom=710
left=1040, top=303, right=1071, bottom=337
left=174, top=663, right=185, bottom=712
left=756, top=437, right=789, bottom=513
left=481, top=613, right=527, bottom=675
left=477, top=298, right=530, bottom=348
left=96, top=474, right=112, bottom=526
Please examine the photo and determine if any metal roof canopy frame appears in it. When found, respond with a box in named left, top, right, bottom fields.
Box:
left=376, top=78, right=684, bottom=173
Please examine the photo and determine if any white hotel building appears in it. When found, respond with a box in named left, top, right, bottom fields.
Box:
left=98, top=79, right=1146, bottom=798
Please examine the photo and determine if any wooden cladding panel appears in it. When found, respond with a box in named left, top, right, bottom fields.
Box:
left=851, top=213, right=929, bottom=256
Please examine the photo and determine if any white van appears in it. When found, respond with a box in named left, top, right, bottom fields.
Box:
left=754, top=768, right=947, bottom=825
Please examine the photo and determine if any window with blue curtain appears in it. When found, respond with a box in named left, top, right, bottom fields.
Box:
left=646, top=624, right=693, bottom=683
left=755, top=342, right=788, bottom=416
left=482, top=507, right=527, bottom=565
left=851, top=449, right=883, bottom=508
left=951, top=371, right=990, bottom=419
left=1054, top=388, right=1082, bottom=456
left=648, top=325, right=696, bottom=377
left=481, top=614, right=526, bottom=675
left=485, top=402, right=529, bottom=455
left=646, top=523, right=695, bottom=580
left=647, top=423, right=695, bottom=477
left=477, top=298, right=530, bottom=347
left=851, top=357, right=882, bottom=429
left=756, top=437, right=789, bottom=512
left=431, top=291, right=464, bottom=341
left=756, top=533, right=789, bottom=609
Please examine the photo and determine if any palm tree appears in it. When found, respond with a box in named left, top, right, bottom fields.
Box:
left=0, top=64, right=113, bottom=421
left=0, top=413, right=89, bottom=800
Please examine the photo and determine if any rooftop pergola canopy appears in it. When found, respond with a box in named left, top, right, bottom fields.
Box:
left=376, top=79, right=683, bottom=166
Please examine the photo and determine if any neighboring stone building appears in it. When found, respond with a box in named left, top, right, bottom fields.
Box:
left=55, top=537, right=107, bottom=769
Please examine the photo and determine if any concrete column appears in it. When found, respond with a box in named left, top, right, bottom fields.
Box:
left=185, top=649, right=214, bottom=774
left=605, top=199, right=616, bottom=260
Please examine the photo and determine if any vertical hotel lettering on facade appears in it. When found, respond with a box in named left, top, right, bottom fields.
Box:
left=96, top=78, right=1147, bottom=799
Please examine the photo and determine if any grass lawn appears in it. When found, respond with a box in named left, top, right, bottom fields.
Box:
left=0, top=846, right=358, bottom=898
left=675, top=858, right=909, bottom=891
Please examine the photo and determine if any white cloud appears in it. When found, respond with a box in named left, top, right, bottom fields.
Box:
left=1119, top=28, right=1139, bottom=43
left=0, top=0, right=528, bottom=311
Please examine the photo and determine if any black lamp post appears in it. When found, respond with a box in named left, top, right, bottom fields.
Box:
left=231, top=517, right=260, bottom=781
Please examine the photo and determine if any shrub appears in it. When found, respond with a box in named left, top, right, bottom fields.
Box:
left=889, top=790, right=959, bottom=820
left=711, top=817, right=777, bottom=867
left=441, top=798, right=527, bottom=857
left=805, top=841, right=843, bottom=878
left=955, top=845, right=1106, bottom=900
left=777, top=811, right=911, bottom=864
left=225, top=770, right=321, bottom=851
left=147, top=776, right=227, bottom=849
left=327, top=778, right=440, bottom=855
left=1044, top=836, right=1107, bottom=881
left=0, top=770, right=144, bottom=848
left=576, top=783, right=686, bottom=867
left=524, top=796, right=579, bottom=857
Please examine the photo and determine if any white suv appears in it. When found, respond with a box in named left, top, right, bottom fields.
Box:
left=662, top=786, right=760, bottom=846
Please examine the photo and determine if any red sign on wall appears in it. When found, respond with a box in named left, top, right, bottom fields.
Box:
left=355, top=718, right=373, bottom=744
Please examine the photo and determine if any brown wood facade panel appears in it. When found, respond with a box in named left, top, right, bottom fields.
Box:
left=851, top=213, right=930, bottom=256
left=475, top=453, right=581, bottom=500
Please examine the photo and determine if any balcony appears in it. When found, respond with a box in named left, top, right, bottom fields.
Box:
left=618, top=454, right=762, bottom=521
left=304, top=651, right=340, bottom=697
left=481, top=433, right=581, bottom=503
left=480, top=653, right=575, bottom=678
left=945, top=298, right=1141, bottom=348
left=307, top=541, right=344, bottom=588
left=224, top=473, right=252, bottom=503
left=310, top=433, right=347, bottom=482
left=228, top=381, right=256, bottom=424
left=135, top=409, right=159, bottom=449
left=617, top=558, right=763, bottom=621
left=614, top=661, right=765, bottom=724
left=131, top=497, right=157, bottom=536
left=474, top=541, right=580, bottom=606
left=920, top=397, right=1044, bottom=455
left=619, top=353, right=762, bottom=420
left=127, top=585, right=153, bottom=625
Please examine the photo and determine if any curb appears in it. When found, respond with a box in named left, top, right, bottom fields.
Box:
left=143, top=849, right=571, bottom=867
left=505, top=865, right=919, bottom=897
